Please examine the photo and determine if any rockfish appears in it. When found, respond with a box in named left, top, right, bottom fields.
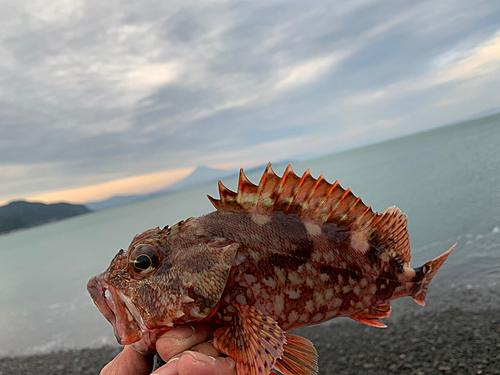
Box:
left=88, top=164, right=454, bottom=375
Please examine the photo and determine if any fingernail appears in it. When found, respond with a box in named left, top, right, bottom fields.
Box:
left=162, top=324, right=195, bottom=341
left=166, top=356, right=180, bottom=364
left=185, top=351, right=216, bottom=364
left=151, top=359, right=177, bottom=375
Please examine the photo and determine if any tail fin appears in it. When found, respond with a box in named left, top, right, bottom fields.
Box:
left=412, top=244, right=456, bottom=306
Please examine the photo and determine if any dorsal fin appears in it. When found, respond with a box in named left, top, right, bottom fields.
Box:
left=208, top=163, right=411, bottom=265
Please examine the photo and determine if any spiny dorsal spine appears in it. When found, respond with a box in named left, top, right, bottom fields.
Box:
left=207, top=163, right=411, bottom=266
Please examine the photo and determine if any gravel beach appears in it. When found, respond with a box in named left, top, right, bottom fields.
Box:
left=1, top=291, right=499, bottom=375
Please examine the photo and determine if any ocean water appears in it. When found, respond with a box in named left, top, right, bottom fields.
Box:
left=0, top=114, right=499, bottom=356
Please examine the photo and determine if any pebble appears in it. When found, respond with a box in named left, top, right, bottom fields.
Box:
left=0, top=307, right=499, bottom=374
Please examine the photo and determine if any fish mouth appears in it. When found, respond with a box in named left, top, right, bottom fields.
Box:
left=87, top=274, right=143, bottom=345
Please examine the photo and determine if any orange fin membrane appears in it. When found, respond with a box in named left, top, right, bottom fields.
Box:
left=213, top=304, right=286, bottom=375
left=412, top=244, right=456, bottom=306
left=208, top=163, right=412, bottom=267
left=274, top=334, right=318, bottom=375
left=349, top=302, right=391, bottom=328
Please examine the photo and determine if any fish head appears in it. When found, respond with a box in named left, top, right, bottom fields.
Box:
left=87, top=224, right=238, bottom=351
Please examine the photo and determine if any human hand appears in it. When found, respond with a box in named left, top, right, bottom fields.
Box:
left=100, top=323, right=236, bottom=375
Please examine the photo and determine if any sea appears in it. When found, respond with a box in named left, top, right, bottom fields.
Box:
left=1, top=113, right=499, bottom=357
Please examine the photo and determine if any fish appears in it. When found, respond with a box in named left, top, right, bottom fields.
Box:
left=87, top=163, right=455, bottom=375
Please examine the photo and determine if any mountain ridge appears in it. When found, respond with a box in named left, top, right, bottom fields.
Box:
left=85, top=165, right=235, bottom=211
left=0, top=201, right=91, bottom=235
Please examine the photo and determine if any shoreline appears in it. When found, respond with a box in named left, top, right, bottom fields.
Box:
left=1, top=305, right=498, bottom=375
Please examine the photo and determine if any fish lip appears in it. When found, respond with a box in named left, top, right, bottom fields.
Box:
left=87, top=273, right=142, bottom=345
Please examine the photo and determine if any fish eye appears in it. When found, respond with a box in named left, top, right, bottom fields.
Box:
left=134, top=254, right=153, bottom=270
left=128, top=244, right=160, bottom=278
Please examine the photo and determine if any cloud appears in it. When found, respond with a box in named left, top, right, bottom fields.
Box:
left=342, top=28, right=500, bottom=108
left=18, top=167, right=194, bottom=204
left=1, top=0, right=500, bottom=205
left=274, top=53, right=347, bottom=90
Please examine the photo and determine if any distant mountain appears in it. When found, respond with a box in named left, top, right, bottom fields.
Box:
left=154, top=166, right=235, bottom=195
left=0, top=201, right=91, bottom=235
left=84, top=194, right=145, bottom=211
left=86, top=166, right=235, bottom=211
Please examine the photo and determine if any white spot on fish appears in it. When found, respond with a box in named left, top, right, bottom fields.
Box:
left=311, top=251, right=322, bottom=262
left=370, top=285, right=377, bottom=294
left=288, top=310, right=299, bottom=323
left=262, top=277, right=277, bottom=289
left=244, top=274, right=256, bottom=284
left=338, top=274, right=343, bottom=283
left=342, top=285, right=351, bottom=293
left=234, top=252, right=247, bottom=266
left=274, top=295, right=284, bottom=315
left=251, top=214, right=271, bottom=225
left=252, top=283, right=261, bottom=297
left=288, top=271, right=302, bottom=286
left=360, top=278, right=368, bottom=287
left=325, top=311, right=337, bottom=319
left=306, top=277, right=314, bottom=288
left=314, top=291, right=324, bottom=305
left=320, top=273, right=329, bottom=282
left=305, top=262, right=317, bottom=274
left=227, top=305, right=236, bottom=313
left=325, top=289, right=334, bottom=300
left=126, top=309, right=134, bottom=322
left=332, top=298, right=342, bottom=307
left=299, top=313, right=309, bottom=323
left=236, top=294, right=247, bottom=305
left=354, top=286, right=361, bottom=295
left=275, top=267, right=286, bottom=283
left=351, top=231, right=369, bottom=253
left=405, top=268, right=416, bottom=278
left=312, top=313, right=324, bottom=322
left=285, top=288, right=301, bottom=299
left=305, top=221, right=322, bottom=236
left=305, top=300, right=315, bottom=312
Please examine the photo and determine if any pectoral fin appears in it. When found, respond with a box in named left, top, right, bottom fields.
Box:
left=274, top=333, right=318, bottom=375
left=213, top=304, right=286, bottom=375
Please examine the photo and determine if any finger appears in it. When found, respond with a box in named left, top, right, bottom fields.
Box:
left=156, top=323, right=215, bottom=362
left=100, top=346, right=154, bottom=375
left=151, top=351, right=236, bottom=375
left=177, top=351, right=236, bottom=375
left=189, top=341, right=220, bottom=357
left=150, top=341, right=220, bottom=375
left=151, top=356, right=180, bottom=375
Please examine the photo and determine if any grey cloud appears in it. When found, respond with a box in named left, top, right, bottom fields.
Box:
left=1, top=0, right=500, bottom=201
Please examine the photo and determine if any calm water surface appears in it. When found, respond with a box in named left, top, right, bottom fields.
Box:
left=1, top=114, right=499, bottom=356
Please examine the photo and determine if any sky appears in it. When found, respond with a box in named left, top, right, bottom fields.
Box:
left=1, top=0, right=500, bottom=205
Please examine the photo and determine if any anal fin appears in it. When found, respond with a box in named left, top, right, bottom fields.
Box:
left=349, top=302, right=391, bottom=328
left=213, top=304, right=286, bottom=375
left=274, top=334, right=318, bottom=375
